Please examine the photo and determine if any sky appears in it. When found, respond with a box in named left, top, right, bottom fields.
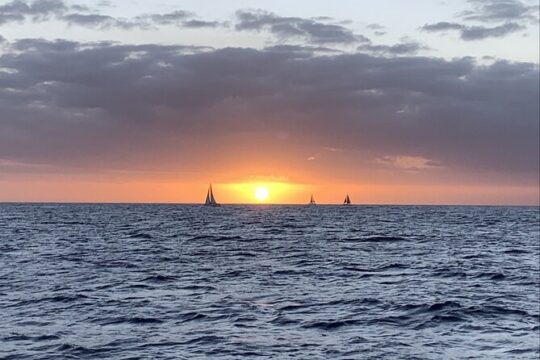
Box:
left=0, top=0, right=538, bottom=204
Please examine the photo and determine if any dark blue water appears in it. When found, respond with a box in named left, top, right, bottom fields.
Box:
left=0, top=204, right=538, bottom=359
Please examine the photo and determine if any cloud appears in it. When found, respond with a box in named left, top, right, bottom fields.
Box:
left=0, top=0, right=66, bottom=24
left=264, top=44, right=342, bottom=56
left=62, top=13, right=141, bottom=29
left=376, top=156, right=443, bottom=170
left=460, top=22, right=524, bottom=39
left=235, top=9, right=367, bottom=44
left=143, top=10, right=222, bottom=28
left=358, top=41, right=426, bottom=55
left=0, top=0, right=224, bottom=29
left=461, top=0, right=538, bottom=23
left=421, top=0, right=535, bottom=41
left=366, top=24, right=387, bottom=36
left=421, top=21, right=524, bottom=40
left=366, top=23, right=385, bottom=30
left=0, top=39, right=537, bottom=182
left=146, top=10, right=193, bottom=25
left=181, top=19, right=221, bottom=28
left=421, top=22, right=464, bottom=32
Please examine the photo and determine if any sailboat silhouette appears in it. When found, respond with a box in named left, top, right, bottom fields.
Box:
left=309, top=194, right=316, bottom=205
left=204, top=184, right=219, bottom=206
left=343, top=194, right=351, bottom=205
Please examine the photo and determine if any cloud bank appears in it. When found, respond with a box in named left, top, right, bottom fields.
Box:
left=0, top=0, right=223, bottom=29
left=422, top=0, right=536, bottom=40
left=0, top=39, right=537, bottom=184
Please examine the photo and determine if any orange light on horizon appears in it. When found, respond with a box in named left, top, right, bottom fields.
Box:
left=222, top=181, right=304, bottom=204
left=0, top=176, right=537, bottom=205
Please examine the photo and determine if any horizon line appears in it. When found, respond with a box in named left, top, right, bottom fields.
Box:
left=0, top=201, right=537, bottom=207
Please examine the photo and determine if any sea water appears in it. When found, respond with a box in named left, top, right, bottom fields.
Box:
left=0, top=204, right=538, bottom=359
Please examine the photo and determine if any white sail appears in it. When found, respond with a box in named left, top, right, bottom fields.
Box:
left=204, top=184, right=219, bottom=206
left=209, top=185, right=217, bottom=204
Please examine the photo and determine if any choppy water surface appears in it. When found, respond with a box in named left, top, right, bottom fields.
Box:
left=0, top=204, right=538, bottom=359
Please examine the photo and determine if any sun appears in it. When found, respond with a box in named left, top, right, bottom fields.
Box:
left=254, top=187, right=269, bottom=202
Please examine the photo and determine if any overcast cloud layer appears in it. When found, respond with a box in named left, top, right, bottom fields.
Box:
left=1, top=38, right=538, bottom=177
left=0, top=0, right=538, bottom=199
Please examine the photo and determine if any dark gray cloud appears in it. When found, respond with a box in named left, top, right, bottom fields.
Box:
left=421, top=21, right=524, bottom=40
left=69, top=4, right=89, bottom=12
left=264, top=44, right=342, bottom=56
left=146, top=10, right=192, bottom=25
left=460, top=21, right=525, bottom=39
left=0, top=39, right=537, bottom=182
left=235, top=9, right=367, bottom=44
left=143, top=10, right=222, bottom=28
left=182, top=19, right=221, bottom=28
left=421, top=0, right=535, bottom=41
left=358, top=41, right=426, bottom=55
left=63, top=13, right=141, bottom=29
left=461, top=0, right=538, bottom=23
left=0, top=0, right=223, bottom=29
left=0, top=0, right=65, bottom=24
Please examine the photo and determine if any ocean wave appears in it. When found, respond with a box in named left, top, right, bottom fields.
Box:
left=472, top=272, right=506, bottom=280
left=2, top=204, right=538, bottom=359
left=99, top=317, right=164, bottom=326
left=126, top=232, right=153, bottom=239
left=142, top=274, right=177, bottom=282
left=504, top=249, right=529, bottom=254
left=342, top=236, right=409, bottom=242
left=301, top=319, right=361, bottom=330
left=343, top=263, right=408, bottom=273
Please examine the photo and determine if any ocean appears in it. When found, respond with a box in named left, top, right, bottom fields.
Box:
left=0, top=204, right=538, bottom=359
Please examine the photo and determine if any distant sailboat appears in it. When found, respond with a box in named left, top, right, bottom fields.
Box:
left=204, top=184, right=219, bottom=206
left=343, top=194, right=351, bottom=205
left=309, top=194, right=316, bottom=205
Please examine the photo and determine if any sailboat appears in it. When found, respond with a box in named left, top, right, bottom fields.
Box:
left=204, top=184, right=219, bottom=206
left=309, top=194, right=316, bottom=205
left=343, top=194, right=351, bottom=205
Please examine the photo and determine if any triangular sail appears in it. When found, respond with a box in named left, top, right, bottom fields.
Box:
left=205, top=184, right=218, bottom=205
left=209, top=185, right=217, bottom=204
left=205, top=188, right=212, bottom=205
left=309, top=194, right=316, bottom=205
left=344, top=194, right=351, bottom=204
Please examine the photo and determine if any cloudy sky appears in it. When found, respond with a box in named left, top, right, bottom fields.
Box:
left=0, top=0, right=538, bottom=204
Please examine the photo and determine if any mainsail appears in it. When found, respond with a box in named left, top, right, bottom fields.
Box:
left=204, top=184, right=219, bottom=206
left=343, top=194, right=351, bottom=205
left=309, top=194, right=316, bottom=205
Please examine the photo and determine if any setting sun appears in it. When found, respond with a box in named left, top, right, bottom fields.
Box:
left=254, top=187, right=269, bottom=202
left=222, top=182, right=301, bottom=204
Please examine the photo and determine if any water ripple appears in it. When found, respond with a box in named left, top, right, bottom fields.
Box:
left=0, top=204, right=538, bottom=359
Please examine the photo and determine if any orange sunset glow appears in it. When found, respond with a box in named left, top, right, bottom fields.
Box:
left=1, top=175, right=538, bottom=205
